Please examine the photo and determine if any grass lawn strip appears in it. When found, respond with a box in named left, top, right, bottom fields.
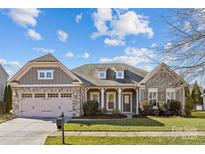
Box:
left=45, top=136, right=205, bottom=145
left=65, top=116, right=205, bottom=132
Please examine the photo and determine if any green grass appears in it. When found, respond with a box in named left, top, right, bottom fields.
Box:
left=45, top=136, right=205, bottom=145
left=65, top=113, right=205, bottom=132
left=192, top=111, right=205, bottom=118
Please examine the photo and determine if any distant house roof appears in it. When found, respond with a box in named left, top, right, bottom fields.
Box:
left=72, top=63, right=148, bottom=87
left=30, top=53, right=59, bottom=62
left=0, top=64, right=9, bottom=78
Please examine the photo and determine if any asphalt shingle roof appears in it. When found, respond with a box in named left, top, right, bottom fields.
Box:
left=72, top=63, right=148, bottom=87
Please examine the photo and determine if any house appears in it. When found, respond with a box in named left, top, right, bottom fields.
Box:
left=0, top=64, right=9, bottom=101
left=201, top=90, right=205, bottom=110
left=9, top=54, right=188, bottom=117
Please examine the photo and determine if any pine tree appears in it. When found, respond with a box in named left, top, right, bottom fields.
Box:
left=191, top=81, right=203, bottom=107
left=6, top=85, right=12, bottom=113
left=184, top=86, right=194, bottom=117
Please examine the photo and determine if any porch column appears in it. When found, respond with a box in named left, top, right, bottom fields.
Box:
left=101, top=88, right=105, bottom=109
left=135, top=89, right=139, bottom=115
left=118, top=88, right=122, bottom=112
left=85, top=89, right=87, bottom=102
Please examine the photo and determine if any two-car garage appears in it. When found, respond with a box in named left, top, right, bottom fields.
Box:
left=19, top=92, right=74, bottom=118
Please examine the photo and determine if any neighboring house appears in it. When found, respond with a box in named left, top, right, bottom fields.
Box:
left=201, top=90, right=205, bottom=110
left=9, top=54, right=188, bottom=118
left=0, top=64, right=9, bottom=101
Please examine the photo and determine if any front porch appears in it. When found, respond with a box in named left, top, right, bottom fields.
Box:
left=84, top=87, right=139, bottom=115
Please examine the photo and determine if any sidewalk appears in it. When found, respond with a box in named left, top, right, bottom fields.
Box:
left=52, top=131, right=205, bottom=137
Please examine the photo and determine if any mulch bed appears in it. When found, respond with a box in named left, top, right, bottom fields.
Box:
left=73, top=114, right=127, bottom=119
left=0, top=113, right=16, bottom=122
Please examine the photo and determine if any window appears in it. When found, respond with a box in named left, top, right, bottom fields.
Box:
left=90, top=92, right=99, bottom=103
left=148, top=88, right=158, bottom=107
left=37, top=70, right=54, bottom=80
left=107, top=92, right=116, bottom=110
left=166, top=88, right=176, bottom=103
left=48, top=93, right=58, bottom=98
left=61, top=93, right=72, bottom=98
left=35, top=93, right=45, bottom=98
left=116, top=71, right=124, bottom=79
left=22, top=93, right=32, bottom=98
left=98, top=71, right=106, bottom=79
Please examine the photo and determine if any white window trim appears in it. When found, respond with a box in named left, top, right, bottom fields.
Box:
left=116, top=71, right=124, bottom=79
left=37, top=70, right=54, bottom=80
left=98, top=71, right=106, bottom=79
left=90, top=92, right=100, bottom=103
left=122, top=92, right=132, bottom=113
left=106, top=92, right=116, bottom=111
left=148, top=88, right=158, bottom=107
left=166, top=88, right=176, bottom=102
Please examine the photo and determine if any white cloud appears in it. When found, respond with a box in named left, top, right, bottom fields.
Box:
left=33, top=48, right=55, bottom=53
left=75, top=13, right=82, bottom=23
left=82, top=52, right=90, bottom=59
left=111, top=11, right=153, bottom=38
left=0, top=59, right=21, bottom=67
left=164, top=42, right=173, bottom=50
left=27, top=29, right=42, bottom=41
left=91, top=9, right=154, bottom=42
left=104, top=38, right=125, bottom=46
left=65, top=51, right=74, bottom=58
left=91, top=8, right=112, bottom=39
left=8, top=8, right=40, bottom=27
left=100, top=47, right=156, bottom=67
left=57, top=30, right=68, bottom=42
left=151, top=43, right=157, bottom=48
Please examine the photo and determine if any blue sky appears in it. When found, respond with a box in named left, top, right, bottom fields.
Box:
left=0, top=8, right=172, bottom=77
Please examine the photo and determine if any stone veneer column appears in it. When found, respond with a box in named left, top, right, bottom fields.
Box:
left=100, top=88, right=105, bottom=110
left=118, top=88, right=122, bottom=112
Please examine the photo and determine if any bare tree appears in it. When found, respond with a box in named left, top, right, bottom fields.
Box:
left=161, top=9, right=205, bottom=84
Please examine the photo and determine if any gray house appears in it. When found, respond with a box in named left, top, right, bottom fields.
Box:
left=9, top=54, right=187, bottom=117
left=0, top=64, right=9, bottom=101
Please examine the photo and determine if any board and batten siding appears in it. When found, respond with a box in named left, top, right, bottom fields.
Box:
left=140, top=67, right=184, bottom=104
left=18, top=67, right=75, bottom=85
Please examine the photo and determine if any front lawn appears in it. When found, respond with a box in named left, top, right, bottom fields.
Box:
left=45, top=136, right=205, bottom=145
left=192, top=111, right=205, bottom=118
left=65, top=114, right=205, bottom=132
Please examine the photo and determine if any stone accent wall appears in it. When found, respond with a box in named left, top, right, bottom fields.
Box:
left=12, top=86, right=81, bottom=117
left=140, top=67, right=184, bottom=105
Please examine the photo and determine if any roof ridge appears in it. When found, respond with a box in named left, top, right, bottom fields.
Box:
left=30, top=53, right=59, bottom=62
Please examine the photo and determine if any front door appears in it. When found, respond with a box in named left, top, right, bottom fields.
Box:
left=122, top=93, right=131, bottom=113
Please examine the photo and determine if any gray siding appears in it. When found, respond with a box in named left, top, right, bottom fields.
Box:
left=0, top=66, right=8, bottom=101
left=140, top=67, right=183, bottom=103
left=19, top=67, right=75, bottom=85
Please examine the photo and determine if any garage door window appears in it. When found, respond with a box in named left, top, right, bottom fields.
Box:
left=22, top=93, right=32, bottom=98
left=48, top=93, right=59, bottom=98
left=35, top=93, right=46, bottom=98
left=61, top=93, right=72, bottom=98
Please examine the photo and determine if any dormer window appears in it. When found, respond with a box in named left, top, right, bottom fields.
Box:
left=116, top=71, right=124, bottom=79
left=38, top=70, right=54, bottom=80
left=98, top=71, right=106, bottom=79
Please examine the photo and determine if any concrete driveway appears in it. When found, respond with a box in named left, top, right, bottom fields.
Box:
left=0, top=118, right=57, bottom=145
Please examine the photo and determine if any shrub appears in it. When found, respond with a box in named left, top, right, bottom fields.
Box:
left=140, top=100, right=153, bottom=115
left=0, top=101, right=6, bottom=113
left=169, top=100, right=181, bottom=116
left=112, top=109, right=120, bottom=114
left=82, top=101, right=99, bottom=117
left=158, top=101, right=169, bottom=116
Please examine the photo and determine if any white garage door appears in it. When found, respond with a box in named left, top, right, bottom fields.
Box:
left=20, top=93, right=73, bottom=118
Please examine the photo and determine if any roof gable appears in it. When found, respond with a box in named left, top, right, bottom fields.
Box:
left=139, top=63, right=188, bottom=86
left=9, top=54, right=82, bottom=84
left=30, top=53, right=59, bottom=62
